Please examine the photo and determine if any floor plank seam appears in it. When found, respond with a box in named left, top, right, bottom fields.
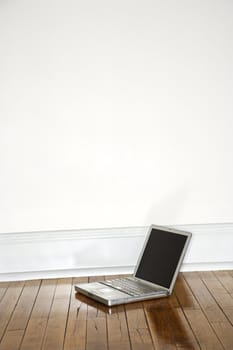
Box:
left=18, top=279, right=42, bottom=350
left=174, top=288, right=202, bottom=350
left=142, top=302, right=157, bottom=350
left=40, top=279, right=58, bottom=350
left=61, top=279, right=73, bottom=350
left=0, top=282, right=9, bottom=303
left=176, top=275, right=203, bottom=349
left=213, top=271, right=233, bottom=301
left=123, top=304, right=133, bottom=350
left=184, top=274, right=226, bottom=350
left=200, top=274, right=233, bottom=327
left=0, top=281, right=26, bottom=344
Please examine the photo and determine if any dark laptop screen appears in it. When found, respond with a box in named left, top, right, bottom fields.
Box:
left=135, top=228, right=188, bottom=288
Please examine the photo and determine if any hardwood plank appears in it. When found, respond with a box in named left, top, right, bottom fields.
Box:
left=125, top=301, right=155, bottom=350
left=0, top=272, right=232, bottom=350
left=199, top=271, right=233, bottom=325
left=174, top=274, right=199, bottom=310
left=0, top=282, right=9, bottom=302
left=0, top=280, right=41, bottom=350
left=8, top=280, right=41, bottom=331
left=184, top=272, right=231, bottom=349
left=178, top=274, right=225, bottom=349
left=184, top=272, right=226, bottom=322
left=148, top=304, right=200, bottom=350
left=41, top=278, right=72, bottom=350
left=63, top=277, right=88, bottom=350
left=214, top=270, right=233, bottom=295
left=144, top=299, right=177, bottom=350
left=210, top=321, right=233, bottom=350
left=107, top=305, right=131, bottom=350
left=170, top=308, right=200, bottom=350
left=145, top=280, right=200, bottom=350
left=104, top=275, right=131, bottom=350
left=20, top=279, right=57, bottom=350
left=184, top=308, right=224, bottom=350
left=0, top=281, right=25, bottom=341
left=86, top=276, right=108, bottom=350
left=0, top=330, right=24, bottom=350
left=172, top=272, right=233, bottom=350
left=24, top=279, right=57, bottom=318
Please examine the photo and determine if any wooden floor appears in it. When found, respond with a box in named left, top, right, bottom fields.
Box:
left=0, top=271, right=233, bottom=350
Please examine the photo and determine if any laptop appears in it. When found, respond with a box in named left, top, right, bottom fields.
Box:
left=75, top=224, right=192, bottom=306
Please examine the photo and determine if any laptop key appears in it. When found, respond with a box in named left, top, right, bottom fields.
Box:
left=101, top=278, right=157, bottom=297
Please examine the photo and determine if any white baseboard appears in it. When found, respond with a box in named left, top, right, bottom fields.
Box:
left=0, top=223, right=233, bottom=281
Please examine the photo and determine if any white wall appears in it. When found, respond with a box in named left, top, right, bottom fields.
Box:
left=1, top=0, right=233, bottom=233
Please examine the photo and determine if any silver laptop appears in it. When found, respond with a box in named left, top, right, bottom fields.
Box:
left=75, top=224, right=192, bottom=306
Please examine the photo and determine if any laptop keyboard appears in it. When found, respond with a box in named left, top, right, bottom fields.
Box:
left=101, top=277, right=159, bottom=297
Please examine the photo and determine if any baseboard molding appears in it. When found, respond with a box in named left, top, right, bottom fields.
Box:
left=0, top=223, right=233, bottom=281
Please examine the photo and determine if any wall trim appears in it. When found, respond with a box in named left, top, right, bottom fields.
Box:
left=0, top=223, right=233, bottom=281
left=0, top=226, right=145, bottom=244
left=1, top=222, right=233, bottom=244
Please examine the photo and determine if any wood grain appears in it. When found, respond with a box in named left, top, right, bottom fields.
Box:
left=0, top=271, right=232, bottom=350
left=184, top=271, right=233, bottom=349
left=104, top=275, right=131, bottom=350
left=125, top=301, right=155, bottom=350
left=0, top=280, right=40, bottom=350
left=86, top=276, right=108, bottom=350
left=64, top=277, right=88, bottom=350
left=199, top=271, right=233, bottom=325
left=42, top=278, right=72, bottom=350
left=0, top=281, right=25, bottom=341
left=20, top=279, right=57, bottom=350
left=145, top=280, right=199, bottom=350
left=0, top=282, right=9, bottom=303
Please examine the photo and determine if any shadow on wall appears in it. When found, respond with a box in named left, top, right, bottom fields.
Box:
left=145, top=187, right=188, bottom=224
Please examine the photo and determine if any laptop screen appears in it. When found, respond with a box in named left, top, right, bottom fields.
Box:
left=135, top=227, right=188, bottom=289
